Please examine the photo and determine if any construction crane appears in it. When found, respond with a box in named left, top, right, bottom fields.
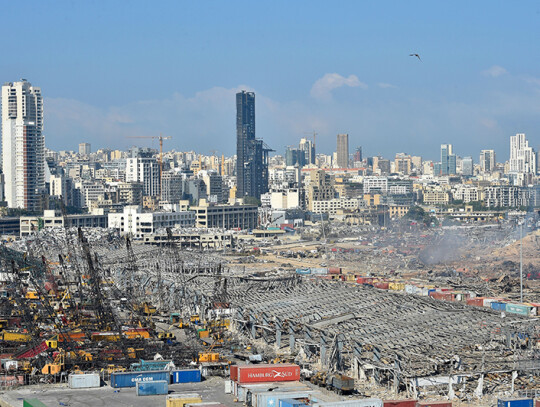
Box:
left=303, top=130, right=318, bottom=147
left=126, top=134, right=172, bottom=189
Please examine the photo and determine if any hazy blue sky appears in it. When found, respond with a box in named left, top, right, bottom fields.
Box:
left=2, top=0, right=539, bottom=160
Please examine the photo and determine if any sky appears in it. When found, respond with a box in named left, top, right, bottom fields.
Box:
left=1, top=0, right=540, bottom=161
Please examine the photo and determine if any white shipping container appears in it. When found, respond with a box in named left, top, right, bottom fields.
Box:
left=255, top=391, right=314, bottom=407
left=225, top=380, right=232, bottom=394
left=68, top=373, right=101, bottom=389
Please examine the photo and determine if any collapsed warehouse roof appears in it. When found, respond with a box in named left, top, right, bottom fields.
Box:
left=185, top=278, right=539, bottom=393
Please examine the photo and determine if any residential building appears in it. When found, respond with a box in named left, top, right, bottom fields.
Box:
left=118, top=181, right=143, bottom=205
left=236, top=90, right=269, bottom=199
left=311, top=198, right=363, bottom=214
left=484, top=186, right=529, bottom=208
left=336, top=134, right=349, bottom=168
left=509, top=133, right=536, bottom=174
left=354, top=146, right=362, bottom=162
left=480, top=150, right=496, bottom=173
left=423, top=189, right=451, bottom=205
left=160, top=173, right=183, bottom=203
left=453, top=185, right=481, bottom=203
left=79, top=142, right=91, bottom=155
left=462, top=156, right=474, bottom=176
left=307, top=170, right=336, bottom=211
left=1, top=80, right=45, bottom=210
left=126, top=157, right=160, bottom=197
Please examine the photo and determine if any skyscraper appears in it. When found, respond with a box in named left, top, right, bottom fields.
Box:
left=440, top=144, right=456, bottom=175
left=299, top=137, right=315, bottom=165
left=336, top=134, right=349, bottom=168
left=509, top=133, right=536, bottom=174
left=479, top=149, right=496, bottom=173
left=354, top=146, right=362, bottom=162
left=236, top=91, right=269, bottom=199
left=1, top=80, right=45, bottom=210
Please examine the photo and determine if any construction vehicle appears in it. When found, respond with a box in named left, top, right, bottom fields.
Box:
left=190, top=314, right=200, bottom=325
left=42, top=351, right=65, bottom=375
left=134, top=302, right=157, bottom=316
left=326, top=373, right=355, bottom=395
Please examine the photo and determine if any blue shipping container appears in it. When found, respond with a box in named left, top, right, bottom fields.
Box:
left=497, top=398, right=534, bottom=407
left=171, top=369, right=201, bottom=384
left=110, top=370, right=169, bottom=388
left=279, top=398, right=309, bottom=407
left=491, top=302, right=507, bottom=311
left=136, top=380, right=168, bottom=396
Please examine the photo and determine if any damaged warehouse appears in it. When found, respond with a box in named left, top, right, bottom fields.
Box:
left=185, top=278, right=540, bottom=400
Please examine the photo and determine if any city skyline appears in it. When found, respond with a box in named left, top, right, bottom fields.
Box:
left=0, top=1, right=539, bottom=160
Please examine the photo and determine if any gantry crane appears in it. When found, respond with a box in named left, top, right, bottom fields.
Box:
left=126, top=134, right=172, bottom=190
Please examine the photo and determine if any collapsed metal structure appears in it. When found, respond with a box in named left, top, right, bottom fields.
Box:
left=185, top=278, right=540, bottom=396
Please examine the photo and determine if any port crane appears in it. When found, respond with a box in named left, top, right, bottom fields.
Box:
left=126, top=134, right=172, bottom=189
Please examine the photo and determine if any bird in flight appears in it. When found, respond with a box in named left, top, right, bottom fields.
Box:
left=409, top=53, right=422, bottom=61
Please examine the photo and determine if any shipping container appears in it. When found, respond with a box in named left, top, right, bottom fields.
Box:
left=311, top=268, right=328, bottom=275
left=497, top=398, right=534, bottom=407
left=328, top=267, right=341, bottom=275
left=383, top=400, right=417, bottom=407
left=466, top=297, right=484, bottom=307
left=110, top=370, right=169, bottom=388
left=506, top=303, right=534, bottom=316
left=136, top=380, right=168, bottom=396
left=247, top=383, right=311, bottom=406
left=296, top=269, right=311, bottom=275
left=535, top=400, right=540, bottom=407
left=186, top=404, right=226, bottom=407
left=234, top=364, right=300, bottom=384
left=374, top=282, right=389, bottom=290
left=171, top=369, right=201, bottom=383
left=312, top=399, right=383, bottom=407
left=68, top=373, right=100, bottom=389
left=491, top=302, right=507, bottom=311
left=23, top=400, right=49, bottom=407
left=255, top=391, right=314, bottom=407
left=166, top=394, right=203, bottom=407
left=416, top=402, right=453, bottom=407
left=230, top=365, right=238, bottom=381
left=280, top=398, right=309, bottom=407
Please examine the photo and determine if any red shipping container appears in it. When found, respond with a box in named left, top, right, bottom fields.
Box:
left=374, top=282, right=389, bottom=289
left=235, top=364, right=300, bottom=384
left=328, top=267, right=341, bottom=275
left=356, top=277, right=366, bottom=284
left=535, top=400, right=539, bottom=407
left=466, top=297, right=484, bottom=307
left=384, top=400, right=417, bottom=407
left=416, top=402, right=452, bottom=407
left=230, top=365, right=238, bottom=381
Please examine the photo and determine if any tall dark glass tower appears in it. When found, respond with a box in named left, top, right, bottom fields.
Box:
left=236, top=91, right=269, bottom=199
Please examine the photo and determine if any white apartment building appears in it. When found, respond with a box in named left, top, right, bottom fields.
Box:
left=452, top=185, right=481, bottom=203
left=108, top=205, right=195, bottom=237
left=363, top=176, right=388, bottom=194
left=1, top=80, right=45, bottom=210
left=311, top=198, right=364, bottom=214
left=126, top=157, right=160, bottom=197
left=509, top=133, right=536, bottom=174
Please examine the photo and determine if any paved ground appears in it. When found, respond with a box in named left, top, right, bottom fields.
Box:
left=0, top=376, right=235, bottom=407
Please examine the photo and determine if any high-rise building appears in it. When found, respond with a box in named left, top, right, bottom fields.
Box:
left=509, top=133, right=536, bottom=174
left=79, top=142, right=91, bottom=155
left=461, top=156, right=473, bottom=176
left=236, top=91, right=269, bottom=199
left=354, top=146, right=362, bottom=162
left=126, top=157, right=160, bottom=197
left=336, top=134, right=349, bottom=168
left=1, top=80, right=45, bottom=210
left=299, top=137, right=315, bottom=165
left=285, top=146, right=306, bottom=167
left=440, top=144, right=456, bottom=175
left=479, top=149, right=496, bottom=173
